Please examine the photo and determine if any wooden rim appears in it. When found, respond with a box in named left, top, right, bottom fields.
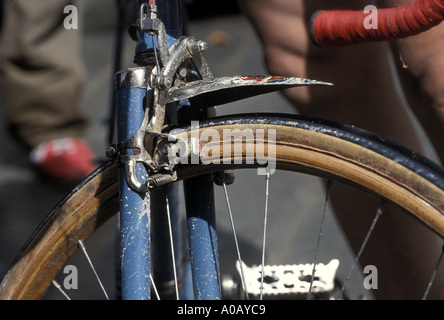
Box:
left=1, top=119, right=444, bottom=299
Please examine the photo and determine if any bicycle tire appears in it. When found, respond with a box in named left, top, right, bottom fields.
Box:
left=1, top=113, right=444, bottom=299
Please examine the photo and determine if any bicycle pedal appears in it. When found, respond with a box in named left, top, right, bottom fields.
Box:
left=235, top=259, right=340, bottom=300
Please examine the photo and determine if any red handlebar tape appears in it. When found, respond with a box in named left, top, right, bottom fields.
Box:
left=310, top=0, right=444, bottom=47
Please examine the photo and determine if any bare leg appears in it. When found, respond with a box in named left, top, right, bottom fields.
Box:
left=239, top=0, right=444, bottom=299
left=381, top=0, right=444, bottom=163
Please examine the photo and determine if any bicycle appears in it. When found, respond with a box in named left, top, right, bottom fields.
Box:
left=1, top=0, right=444, bottom=300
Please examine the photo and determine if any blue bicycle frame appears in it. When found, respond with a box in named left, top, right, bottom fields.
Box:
left=116, top=0, right=220, bottom=300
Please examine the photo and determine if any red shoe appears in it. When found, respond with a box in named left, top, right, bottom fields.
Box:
left=30, top=138, right=96, bottom=183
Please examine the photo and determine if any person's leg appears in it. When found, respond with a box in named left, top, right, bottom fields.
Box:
left=380, top=0, right=444, bottom=164
left=0, top=0, right=95, bottom=182
left=0, top=0, right=88, bottom=149
left=239, top=0, right=444, bottom=299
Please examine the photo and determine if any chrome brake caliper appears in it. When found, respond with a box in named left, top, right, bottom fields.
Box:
left=109, top=2, right=211, bottom=193
left=110, top=2, right=332, bottom=193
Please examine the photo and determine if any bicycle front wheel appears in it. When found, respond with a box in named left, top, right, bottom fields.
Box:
left=1, top=113, right=444, bottom=299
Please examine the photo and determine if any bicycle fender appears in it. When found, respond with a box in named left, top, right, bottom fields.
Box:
left=167, top=75, right=332, bottom=108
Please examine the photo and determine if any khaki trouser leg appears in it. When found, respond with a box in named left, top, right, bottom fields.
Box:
left=0, top=0, right=88, bottom=150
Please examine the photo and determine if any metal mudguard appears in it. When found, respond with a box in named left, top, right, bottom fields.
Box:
left=167, top=75, right=332, bottom=108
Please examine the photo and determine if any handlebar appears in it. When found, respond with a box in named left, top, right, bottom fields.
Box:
left=310, top=0, right=444, bottom=47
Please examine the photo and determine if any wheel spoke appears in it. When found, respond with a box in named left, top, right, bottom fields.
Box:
left=307, top=180, right=332, bottom=299
left=259, top=172, right=271, bottom=300
left=337, top=201, right=385, bottom=300
left=52, top=280, right=71, bottom=300
left=163, top=186, right=180, bottom=300
left=423, top=243, right=444, bottom=300
left=150, top=274, right=161, bottom=300
left=222, top=181, right=249, bottom=300
left=78, top=240, right=109, bottom=300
